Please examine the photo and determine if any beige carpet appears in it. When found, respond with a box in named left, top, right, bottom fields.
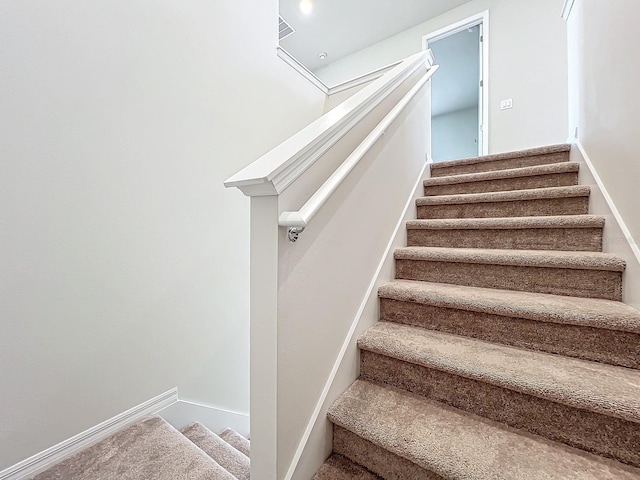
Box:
left=315, top=144, right=640, bottom=478
left=180, top=422, right=250, bottom=480
left=329, top=380, right=640, bottom=479
left=219, top=426, right=250, bottom=457
left=33, top=417, right=250, bottom=479
left=314, top=453, right=381, bottom=479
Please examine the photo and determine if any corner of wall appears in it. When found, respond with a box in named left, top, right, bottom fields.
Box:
left=159, top=400, right=250, bottom=437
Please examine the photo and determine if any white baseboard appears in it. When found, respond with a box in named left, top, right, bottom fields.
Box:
left=0, top=389, right=178, bottom=480
left=159, top=400, right=249, bottom=438
left=569, top=138, right=640, bottom=263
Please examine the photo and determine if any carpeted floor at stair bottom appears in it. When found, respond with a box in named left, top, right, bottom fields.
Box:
left=314, top=144, right=640, bottom=479
left=32, top=417, right=250, bottom=479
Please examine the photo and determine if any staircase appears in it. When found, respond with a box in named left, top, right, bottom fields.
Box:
left=315, top=144, right=640, bottom=479
left=32, top=417, right=249, bottom=479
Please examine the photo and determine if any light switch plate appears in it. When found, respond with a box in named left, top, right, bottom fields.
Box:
left=501, top=99, right=513, bottom=110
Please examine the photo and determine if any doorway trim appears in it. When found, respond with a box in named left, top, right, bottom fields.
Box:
left=422, top=10, right=490, bottom=156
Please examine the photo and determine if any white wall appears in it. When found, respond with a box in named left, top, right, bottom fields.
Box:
left=432, top=107, right=479, bottom=161
left=0, top=0, right=325, bottom=469
left=314, top=0, right=568, bottom=154
left=567, top=0, right=640, bottom=257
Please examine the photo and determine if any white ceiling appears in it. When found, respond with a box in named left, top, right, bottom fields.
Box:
left=430, top=25, right=480, bottom=116
left=279, top=0, right=473, bottom=72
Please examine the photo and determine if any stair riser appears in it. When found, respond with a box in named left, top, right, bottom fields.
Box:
left=407, top=227, right=603, bottom=251
left=314, top=454, right=381, bottom=480
left=379, top=298, right=640, bottom=368
left=424, top=172, right=578, bottom=196
left=332, top=425, right=442, bottom=480
left=360, top=351, right=640, bottom=468
left=395, top=260, right=623, bottom=300
left=417, top=197, right=589, bottom=219
left=430, top=152, right=569, bottom=177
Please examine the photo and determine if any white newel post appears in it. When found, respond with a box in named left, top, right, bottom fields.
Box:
left=249, top=195, right=279, bottom=480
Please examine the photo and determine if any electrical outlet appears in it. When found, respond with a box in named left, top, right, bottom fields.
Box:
left=501, top=99, right=513, bottom=110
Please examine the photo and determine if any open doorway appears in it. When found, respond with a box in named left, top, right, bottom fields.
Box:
left=423, top=11, right=489, bottom=161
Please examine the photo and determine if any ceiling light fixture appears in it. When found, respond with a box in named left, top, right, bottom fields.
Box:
left=318, top=52, right=327, bottom=60
left=299, top=0, right=312, bottom=15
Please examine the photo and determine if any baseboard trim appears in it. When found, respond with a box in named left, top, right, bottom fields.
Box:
left=571, top=139, right=640, bottom=263
left=159, top=399, right=249, bottom=438
left=0, top=388, right=178, bottom=480
left=283, top=163, right=428, bottom=480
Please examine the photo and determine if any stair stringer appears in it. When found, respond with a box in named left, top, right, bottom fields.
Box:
left=285, top=164, right=429, bottom=480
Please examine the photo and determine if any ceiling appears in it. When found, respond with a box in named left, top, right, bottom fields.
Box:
left=279, top=0, right=472, bottom=72
left=430, top=25, right=480, bottom=117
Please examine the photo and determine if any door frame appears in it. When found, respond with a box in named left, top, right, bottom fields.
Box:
left=422, top=10, right=489, bottom=156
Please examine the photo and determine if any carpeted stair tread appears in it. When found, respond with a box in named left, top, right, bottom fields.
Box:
left=328, top=379, right=640, bottom=480
left=358, top=322, right=640, bottom=424
left=180, top=422, right=250, bottom=480
left=394, top=246, right=625, bottom=271
left=378, top=280, right=640, bottom=333
left=406, top=215, right=604, bottom=251
left=406, top=214, right=604, bottom=230
left=424, top=161, right=579, bottom=187
left=423, top=162, right=580, bottom=196
left=313, top=454, right=381, bottom=479
left=218, top=427, right=250, bottom=457
left=430, top=144, right=571, bottom=176
left=416, top=185, right=590, bottom=206
left=33, top=416, right=235, bottom=480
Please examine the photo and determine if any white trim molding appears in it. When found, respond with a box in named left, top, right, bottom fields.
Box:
left=422, top=10, right=490, bottom=156
left=226, top=51, right=433, bottom=197
left=277, top=46, right=406, bottom=97
left=277, top=47, right=328, bottom=94
left=562, top=0, right=577, bottom=21
left=0, top=389, right=178, bottom=480
left=570, top=139, right=640, bottom=263
left=422, top=10, right=488, bottom=45
left=160, top=400, right=249, bottom=438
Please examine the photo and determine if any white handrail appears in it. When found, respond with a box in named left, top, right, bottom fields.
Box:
left=278, top=64, right=438, bottom=239
left=224, top=51, right=432, bottom=197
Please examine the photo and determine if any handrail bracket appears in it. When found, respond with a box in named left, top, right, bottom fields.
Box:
left=288, top=226, right=305, bottom=242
